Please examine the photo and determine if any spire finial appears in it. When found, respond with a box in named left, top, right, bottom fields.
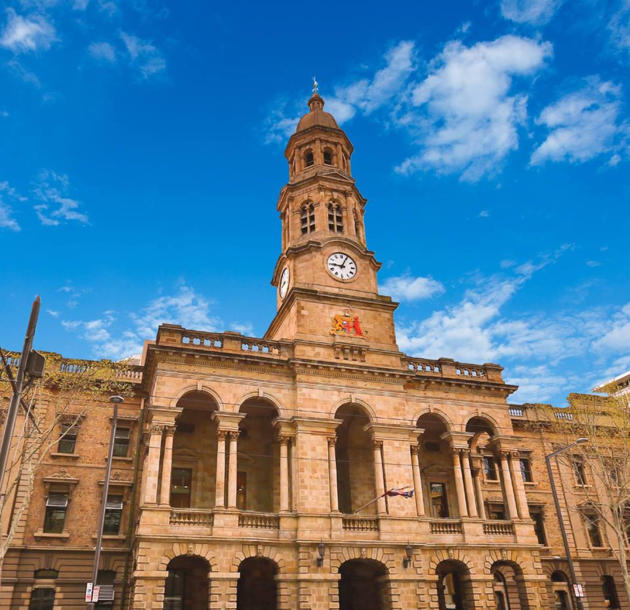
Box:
left=312, top=76, right=319, bottom=95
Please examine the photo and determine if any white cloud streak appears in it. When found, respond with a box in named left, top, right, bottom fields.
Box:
left=61, top=284, right=252, bottom=360
left=120, top=31, right=165, bottom=79
left=381, top=274, right=445, bottom=302
left=531, top=78, right=628, bottom=165
left=88, top=41, right=116, bottom=62
left=500, top=0, right=564, bottom=25
left=0, top=9, right=56, bottom=53
left=0, top=181, right=26, bottom=231
left=33, top=170, right=89, bottom=226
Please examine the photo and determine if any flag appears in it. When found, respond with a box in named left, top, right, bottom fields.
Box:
left=386, top=487, right=414, bottom=498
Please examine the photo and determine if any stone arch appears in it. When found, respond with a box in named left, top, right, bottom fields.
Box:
left=230, top=545, right=286, bottom=572
left=330, top=397, right=376, bottom=422
left=338, top=558, right=392, bottom=610
left=414, top=408, right=454, bottom=432
left=158, top=543, right=218, bottom=572
left=489, top=559, right=531, bottom=610
left=429, top=549, right=473, bottom=574
left=433, top=558, right=475, bottom=610
left=465, top=414, right=499, bottom=437
left=330, top=546, right=396, bottom=574
left=237, top=390, right=284, bottom=417
left=170, top=385, right=224, bottom=410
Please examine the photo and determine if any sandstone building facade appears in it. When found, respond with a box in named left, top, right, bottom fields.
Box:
left=1, top=90, right=628, bottom=610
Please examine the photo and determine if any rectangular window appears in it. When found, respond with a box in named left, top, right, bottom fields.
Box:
left=170, top=468, right=192, bottom=508
left=530, top=507, right=547, bottom=545
left=29, top=588, right=55, bottom=610
left=519, top=458, right=533, bottom=483
left=483, top=456, right=498, bottom=481
left=103, top=494, right=123, bottom=535
left=573, top=459, right=587, bottom=486
left=429, top=482, right=449, bottom=518
left=43, top=493, right=68, bottom=533
left=112, top=427, right=130, bottom=457
left=488, top=503, right=506, bottom=520
left=57, top=423, right=78, bottom=454
left=584, top=512, right=603, bottom=547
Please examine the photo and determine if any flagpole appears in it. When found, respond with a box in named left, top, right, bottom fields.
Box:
left=353, top=486, right=412, bottom=514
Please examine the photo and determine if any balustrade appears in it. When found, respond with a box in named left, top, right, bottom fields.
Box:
left=170, top=509, right=214, bottom=527
left=429, top=519, right=462, bottom=534
left=238, top=512, right=280, bottom=529
left=342, top=516, right=379, bottom=532
left=483, top=521, right=514, bottom=536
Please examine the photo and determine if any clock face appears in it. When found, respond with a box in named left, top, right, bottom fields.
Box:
left=327, top=252, right=357, bottom=280
left=279, top=267, right=290, bottom=298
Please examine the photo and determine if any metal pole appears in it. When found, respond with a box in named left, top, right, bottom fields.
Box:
left=546, top=451, right=586, bottom=610
left=88, top=395, right=123, bottom=609
left=0, top=296, right=40, bottom=498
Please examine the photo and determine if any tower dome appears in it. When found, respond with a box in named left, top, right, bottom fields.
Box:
left=295, top=92, right=340, bottom=133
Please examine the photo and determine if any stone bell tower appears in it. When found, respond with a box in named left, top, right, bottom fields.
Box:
left=266, top=83, right=400, bottom=365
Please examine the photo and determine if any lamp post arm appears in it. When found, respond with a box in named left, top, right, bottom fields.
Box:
left=545, top=453, right=585, bottom=610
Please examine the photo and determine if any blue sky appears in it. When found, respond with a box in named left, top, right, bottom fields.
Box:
left=1, top=0, right=629, bottom=404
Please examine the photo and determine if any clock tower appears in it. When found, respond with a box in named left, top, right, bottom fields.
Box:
left=266, top=85, right=401, bottom=366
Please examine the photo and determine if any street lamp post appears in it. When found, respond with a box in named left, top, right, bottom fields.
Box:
left=545, top=438, right=588, bottom=610
left=87, top=395, right=124, bottom=609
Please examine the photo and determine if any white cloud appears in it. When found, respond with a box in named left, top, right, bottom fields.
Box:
left=593, top=303, right=630, bottom=352
left=500, top=0, right=563, bottom=25
left=33, top=170, right=89, bottom=226
left=381, top=274, right=445, bottom=302
left=531, top=78, right=627, bottom=165
left=264, top=41, right=415, bottom=144
left=333, top=40, right=415, bottom=116
left=62, top=284, right=228, bottom=360
left=120, top=31, right=165, bottom=79
left=608, top=0, right=630, bottom=55
left=396, top=35, right=552, bottom=181
left=88, top=41, right=116, bottom=63
left=479, top=209, right=490, bottom=218
left=0, top=9, right=56, bottom=53
left=0, top=181, right=27, bottom=232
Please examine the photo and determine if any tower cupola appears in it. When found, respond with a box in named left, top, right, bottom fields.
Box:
left=285, top=83, right=354, bottom=182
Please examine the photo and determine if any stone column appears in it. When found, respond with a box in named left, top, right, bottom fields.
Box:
left=372, top=440, right=387, bottom=515
left=410, top=445, right=425, bottom=516
left=279, top=436, right=290, bottom=512
left=159, top=426, right=175, bottom=506
left=462, top=450, right=478, bottom=518
left=214, top=430, right=227, bottom=508
left=452, top=450, right=468, bottom=518
left=227, top=430, right=239, bottom=509
left=472, top=460, right=486, bottom=520
left=143, top=424, right=164, bottom=505
left=500, top=451, right=518, bottom=519
left=508, top=451, right=529, bottom=519
left=327, top=437, right=339, bottom=513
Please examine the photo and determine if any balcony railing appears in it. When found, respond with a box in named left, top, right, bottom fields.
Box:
left=403, top=357, right=504, bottom=383
left=429, top=519, right=462, bottom=534
left=483, top=521, right=514, bottom=536
left=342, top=516, right=379, bottom=532
left=238, top=512, right=280, bottom=529
left=157, top=325, right=294, bottom=360
left=169, top=509, right=214, bottom=527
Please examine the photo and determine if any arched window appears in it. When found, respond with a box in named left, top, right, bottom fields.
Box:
left=328, top=203, right=343, bottom=233
left=304, top=149, right=314, bottom=167
left=323, top=148, right=333, bottom=165
left=29, top=589, right=55, bottom=610
left=301, top=203, right=316, bottom=235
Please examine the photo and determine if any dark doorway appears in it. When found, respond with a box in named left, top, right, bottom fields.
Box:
left=164, top=556, right=209, bottom=610
left=436, top=560, right=474, bottom=610
left=338, top=559, right=390, bottom=610
left=237, top=557, right=278, bottom=610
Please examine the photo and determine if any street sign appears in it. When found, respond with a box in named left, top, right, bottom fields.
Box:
left=92, top=586, right=100, bottom=602
left=85, top=583, right=93, bottom=602
left=573, top=583, right=585, bottom=598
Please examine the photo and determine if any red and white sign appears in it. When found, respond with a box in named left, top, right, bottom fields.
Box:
left=92, top=586, right=100, bottom=602
left=85, top=583, right=93, bottom=602
left=573, top=583, right=585, bottom=598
